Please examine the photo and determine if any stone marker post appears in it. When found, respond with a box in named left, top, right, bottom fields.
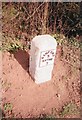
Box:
left=29, top=35, right=57, bottom=84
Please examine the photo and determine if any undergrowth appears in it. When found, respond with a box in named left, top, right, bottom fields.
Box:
left=38, top=102, right=80, bottom=119
left=59, top=102, right=80, bottom=117
left=0, top=34, right=29, bottom=52
left=1, top=33, right=81, bottom=53
left=52, top=33, right=81, bottom=48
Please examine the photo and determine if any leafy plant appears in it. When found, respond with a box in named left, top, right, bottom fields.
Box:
left=1, top=35, right=29, bottom=52
left=52, top=33, right=80, bottom=48
left=3, top=103, right=13, bottom=111
left=52, top=33, right=66, bottom=46
left=68, top=37, right=80, bottom=48
left=3, top=103, right=15, bottom=118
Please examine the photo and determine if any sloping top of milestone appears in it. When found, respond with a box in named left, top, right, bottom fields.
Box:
left=32, top=34, right=57, bottom=50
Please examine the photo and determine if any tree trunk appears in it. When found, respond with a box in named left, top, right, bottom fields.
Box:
left=42, top=2, right=49, bottom=34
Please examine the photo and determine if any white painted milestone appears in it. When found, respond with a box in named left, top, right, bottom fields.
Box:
left=29, top=34, right=57, bottom=84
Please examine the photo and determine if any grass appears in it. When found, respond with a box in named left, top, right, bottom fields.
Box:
left=52, top=33, right=81, bottom=48
left=60, top=102, right=80, bottom=117
left=41, top=102, right=80, bottom=118
left=1, top=80, right=11, bottom=92
left=0, top=35, right=29, bottom=52
left=1, top=33, right=81, bottom=53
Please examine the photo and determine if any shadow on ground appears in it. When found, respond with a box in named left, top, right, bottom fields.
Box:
left=14, top=50, right=29, bottom=72
left=0, top=108, right=5, bottom=118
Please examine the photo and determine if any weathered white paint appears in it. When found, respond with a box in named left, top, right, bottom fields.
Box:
left=29, top=34, right=57, bottom=84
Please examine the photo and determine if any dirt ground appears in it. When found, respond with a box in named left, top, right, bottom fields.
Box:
left=1, top=45, right=81, bottom=118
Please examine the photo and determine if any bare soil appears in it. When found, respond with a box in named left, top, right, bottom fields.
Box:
left=1, top=45, right=80, bottom=118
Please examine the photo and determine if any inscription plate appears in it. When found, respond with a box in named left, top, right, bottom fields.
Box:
left=39, top=49, right=55, bottom=67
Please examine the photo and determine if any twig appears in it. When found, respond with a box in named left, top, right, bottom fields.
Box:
left=22, top=5, right=30, bottom=17
left=64, top=21, right=80, bottom=36
left=26, top=2, right=44, bottom=22
left=10, top=12, right=20, bottom=21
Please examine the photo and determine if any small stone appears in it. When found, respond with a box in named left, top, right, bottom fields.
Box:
left=19, top=94, right=22, bottom=97
left=56, top=93, right=60, bottom=98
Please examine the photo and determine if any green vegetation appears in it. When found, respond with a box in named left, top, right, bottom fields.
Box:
left=1, top=2, right=81, bottom=118
left=0, top=35, right=29, bottom=52
left=2, top=3, right=81, bottom=53
left=39, top=114, right=56, bottom=119
left=1, top=33, right=81, bottom=53
left=52, top=33, right=81, bottom=48
left=3, top=103, right=15, bottom=118
left=1, top=80, right=11, bottom=92
left=52, top=33, right=66, bottom=46
left=38, top=103, right=80, bottom=119
left=3, top=103, right=13, bottom=112
left=60, top=102, right=80, bottom=117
